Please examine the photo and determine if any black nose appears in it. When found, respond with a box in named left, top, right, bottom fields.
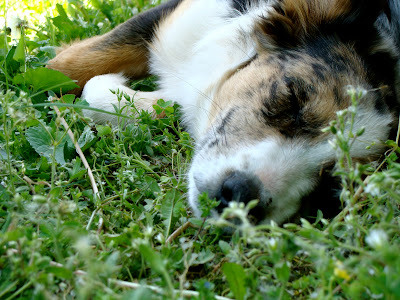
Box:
left=216, top=172, right=260, bottom=213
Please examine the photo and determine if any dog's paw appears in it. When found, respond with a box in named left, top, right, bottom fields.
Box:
left=81, top=73, right=165, bottom=125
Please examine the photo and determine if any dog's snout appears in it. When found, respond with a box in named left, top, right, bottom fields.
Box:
left=216, top=172, right=260, bottom=212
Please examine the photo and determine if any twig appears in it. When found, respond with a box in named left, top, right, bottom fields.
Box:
left=332, top=274, right=354, bottom=295
left=97, top=217, right=104, bottom=234
left=23, top=175, right=51, bottom=194
left=53, top=105, right=103, bottom=232
left=23, top=175, right=51, bottom=188
left=165, top=221, right=197, bottom=244
left=112, top=277, right=234, bottom=300
left=192, top=218, right=207, bottom=242
left=113, top=278, right=232, bottom=299
left=4, top=280, right=33, bottom=300
left=87, top=207, right=101, bottom=231
left=49, top=261, right=86, bottom=276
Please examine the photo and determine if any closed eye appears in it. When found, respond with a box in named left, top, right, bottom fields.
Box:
left=286, top=82, right=303, bottom=124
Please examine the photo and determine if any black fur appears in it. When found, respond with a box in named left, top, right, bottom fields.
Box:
left=100, top=0, right=183, bottom=48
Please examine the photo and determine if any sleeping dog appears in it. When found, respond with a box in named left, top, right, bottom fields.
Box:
left=48, top=0, right=400, bottom=224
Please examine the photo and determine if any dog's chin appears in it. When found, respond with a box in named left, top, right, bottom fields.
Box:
left=296, top=171, right=342, bottom=222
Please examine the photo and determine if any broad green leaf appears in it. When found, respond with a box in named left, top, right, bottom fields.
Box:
left=219, top=240, right=232, bottom=255
left=275, top=261, right=291, bottom=283
left=122, top=288, right=154, bottom=300
left=13, top=35, right=25, bottom=63
left=0, top=34, right=9, bottom=59
left=78, top=126, right=95, bottom=151
left=144, top=176, right=161, bottom=194
left=161, top=189, right=184, bottom=237
left=60, top=94, right=76, bottom=104
left=47, top=266, right=73, bottom=280
left=138, top=244, right=166, bottom=275
left=222, top=263, right=246, bottom=300
left=6, top=46, right=21, bottom=75
left=51, top=4, right=76, bottom=39
left=91, top=0, right=114, bottom=22
left=96, top=125, right=112, bottom=136
left=0, top=149, right=8, bottom=160
left=0, top=185, right=10, bottom=201
left=68, top=158, right=86, bottom=180
left=193, top=249, right=215, bottom=265
left=56, top=3, right=69, bottom=19
left=13, top=67, right=79, bottom=94
left=39, top=45, right=57, bottom=58
left=26, top=125, right=52, bottom=155
left=26, top=125, right=71, bottom=165
left=4, top=229, right=25, bottom=242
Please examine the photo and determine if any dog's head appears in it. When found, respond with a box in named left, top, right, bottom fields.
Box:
left=188, top=0, right=399, bottom=224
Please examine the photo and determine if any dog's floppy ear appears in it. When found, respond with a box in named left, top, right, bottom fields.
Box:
left=255, top=0, right=388, bottom=50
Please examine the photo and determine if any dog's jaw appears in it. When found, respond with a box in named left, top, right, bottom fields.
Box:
left=188, top=137, right=324, bottom=224
left=187, top=98, right=393, bottom=224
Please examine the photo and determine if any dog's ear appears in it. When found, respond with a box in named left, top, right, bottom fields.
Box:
left=255, top=0, right=388, bottom=50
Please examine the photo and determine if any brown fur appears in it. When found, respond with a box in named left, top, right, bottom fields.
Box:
left=255, top=0, right=386, bottom=49
left=47, top=35, right=149, bottom=95
left=210, top=43, right=368, bottom=144
left=255, top=0, right=350, bottom=48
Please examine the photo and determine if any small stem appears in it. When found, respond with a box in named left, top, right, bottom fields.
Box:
left=0, top=281, right=19, bottom=299
left=278, top=281, right=287, bottom=300
left=3, top=5, right=9, bottom=90
left=3, top=112, right=15, bottom=194
left=5, top=280, right=33, bottom=300
left=166, top=221, right=197, bottom=244
left=51, top=134, right=57, bottom=189
left=396, top=114, right=400, bottom=145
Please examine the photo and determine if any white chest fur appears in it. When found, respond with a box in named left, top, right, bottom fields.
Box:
left=150, top=0, right=270, bottom=139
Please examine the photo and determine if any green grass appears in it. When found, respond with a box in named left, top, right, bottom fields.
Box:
left=1, top=1, right=400, bottom=299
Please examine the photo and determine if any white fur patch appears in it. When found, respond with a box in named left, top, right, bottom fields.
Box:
left=150, top=0, right=271, bottom=139
left=188, top=138, right=321, bottom=223
left=82, top=74, right=130, bottom=123
left=82, top=74, right=164, bottom=125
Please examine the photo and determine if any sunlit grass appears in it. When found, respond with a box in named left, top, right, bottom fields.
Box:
left=3, top=0, right=66, bottom=40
